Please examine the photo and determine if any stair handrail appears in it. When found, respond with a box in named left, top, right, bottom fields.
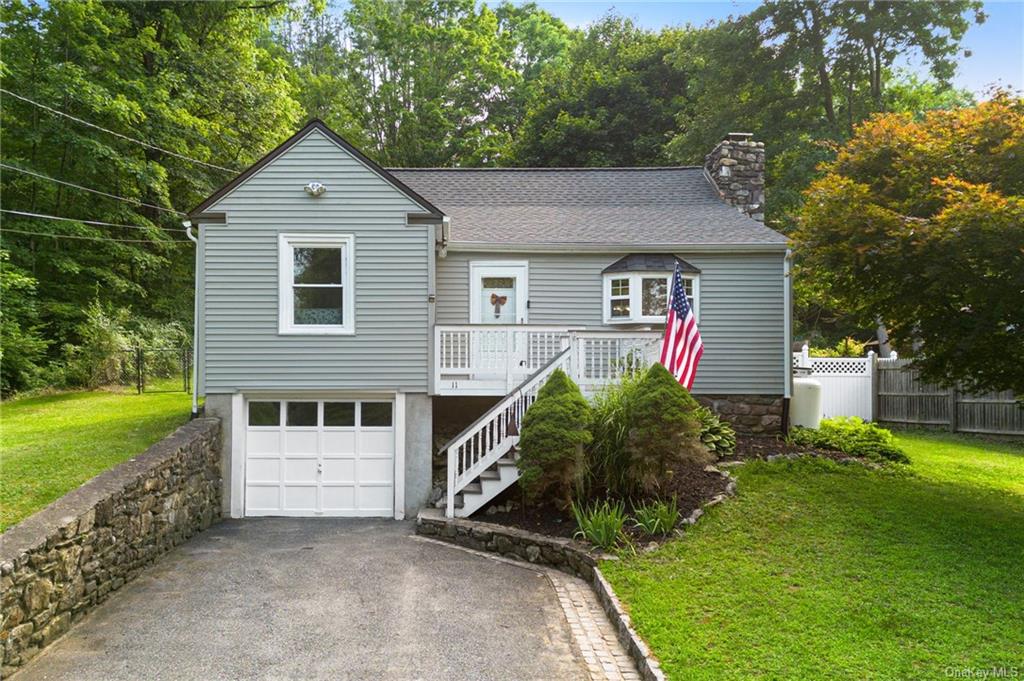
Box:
left=444, top=345, right=573, bottom=517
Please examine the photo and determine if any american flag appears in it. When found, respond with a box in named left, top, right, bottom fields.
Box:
left=659, top=263, right=703, bottom=390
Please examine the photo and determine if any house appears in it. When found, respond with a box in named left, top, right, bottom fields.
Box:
left=188, top=120, right=791, bottom=521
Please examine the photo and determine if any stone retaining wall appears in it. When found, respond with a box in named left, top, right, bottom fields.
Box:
left=0, top=418, right=221, bottom=674
left=416, top=511, right=605, bottom=580
left=698, top=394, right=784, bottom=434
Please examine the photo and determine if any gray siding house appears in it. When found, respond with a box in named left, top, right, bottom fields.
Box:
left=189, top=120, right=791, bottom=521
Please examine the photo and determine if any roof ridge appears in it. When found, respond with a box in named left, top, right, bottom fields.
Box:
left=387, top=165, right=704, bottom=172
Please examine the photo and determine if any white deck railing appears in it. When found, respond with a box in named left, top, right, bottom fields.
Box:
left=434, top=325, right=662, bottom=396
left=444, top=347, right=573, bottom=517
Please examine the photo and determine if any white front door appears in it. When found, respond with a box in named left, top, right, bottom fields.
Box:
left=244, top=399, right=395, bottom=517
left=470, top=262, right=528, bottom=324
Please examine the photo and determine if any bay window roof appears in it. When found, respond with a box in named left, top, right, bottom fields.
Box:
left=601, top=254, right=701, bottom=275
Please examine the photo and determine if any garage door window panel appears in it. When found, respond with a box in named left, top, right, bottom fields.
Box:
left=324, top=402, right=355, bottom=427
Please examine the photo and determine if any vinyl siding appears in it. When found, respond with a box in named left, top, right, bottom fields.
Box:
left=436, top=251, right=786, bottom=394
left=201, top=129, right=431, bottom=393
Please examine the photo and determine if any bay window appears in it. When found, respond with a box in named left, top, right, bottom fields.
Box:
left=602, top=268, right=699, bottom=325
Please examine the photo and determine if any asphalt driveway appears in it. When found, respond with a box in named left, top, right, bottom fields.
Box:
left=15, top=519, right=588, bottom=681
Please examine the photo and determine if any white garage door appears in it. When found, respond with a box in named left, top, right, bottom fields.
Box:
left=244, top=399, right=395, bottom=517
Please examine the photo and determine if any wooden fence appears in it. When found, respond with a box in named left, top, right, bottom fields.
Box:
left=875, top=358, right=1024, bottom=436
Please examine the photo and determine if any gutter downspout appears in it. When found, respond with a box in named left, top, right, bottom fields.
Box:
left=183, top=220, right=199, bottom=418
left=782, top=248, right=793, bottom=434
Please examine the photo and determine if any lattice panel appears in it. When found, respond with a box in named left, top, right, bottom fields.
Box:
left=809, top=358, right=871, bottom=376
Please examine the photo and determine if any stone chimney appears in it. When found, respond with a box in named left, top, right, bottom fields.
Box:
left=703, top=132, right=765, bottom=222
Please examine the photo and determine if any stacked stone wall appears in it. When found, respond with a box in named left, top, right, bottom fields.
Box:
left=0, top=418, right=221, bottom=674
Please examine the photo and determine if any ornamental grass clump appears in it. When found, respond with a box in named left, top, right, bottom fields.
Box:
left=587, top=370, right=644, bottom=498
left=517, top=369, right=593, bottom=508
left=632, top=498, right=680, bottom=536
left=626, top=363, right=711, bottom=495
left=571, top=499, right=628, bottom=550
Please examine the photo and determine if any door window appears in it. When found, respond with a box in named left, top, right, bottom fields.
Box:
left=480, top=276, right=516, bottom=324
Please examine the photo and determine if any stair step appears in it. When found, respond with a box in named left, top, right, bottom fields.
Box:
left=439, top=494, right=464, bottom=509
left=462, top=482, right=482, bottom=495
left=479, top=470, right=501, bottom=480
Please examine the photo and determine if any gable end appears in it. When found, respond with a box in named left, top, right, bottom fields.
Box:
left=189, top=119, right=444, bottom=219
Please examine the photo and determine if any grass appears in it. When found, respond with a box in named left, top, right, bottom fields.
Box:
left=1, top=384, right=192, bottom=531
left=601, top=432, right=1024, bottom=680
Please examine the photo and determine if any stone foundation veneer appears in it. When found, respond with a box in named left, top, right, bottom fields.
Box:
left=0, top=418, right=221, bottom=674
left=697, top=394, right=784, bottom=435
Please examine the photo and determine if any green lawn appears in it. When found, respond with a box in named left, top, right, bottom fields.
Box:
left=602, top=432, right=1024, bottom=680
left=1, top=386, right=192, bottom=531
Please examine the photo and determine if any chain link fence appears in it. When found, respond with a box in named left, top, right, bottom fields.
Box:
left=113, top=346, right=192, bottom=394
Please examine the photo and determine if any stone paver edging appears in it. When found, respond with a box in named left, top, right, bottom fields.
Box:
left=417, top=466, right=739, bottom=681
left=417, top=508, right=668, bottom=681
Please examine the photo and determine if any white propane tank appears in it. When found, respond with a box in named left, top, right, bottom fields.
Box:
left=791, top=367, right=823, bottom=429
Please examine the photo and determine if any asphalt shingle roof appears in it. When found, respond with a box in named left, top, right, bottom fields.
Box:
left=388, top=167, right=788, bottom=247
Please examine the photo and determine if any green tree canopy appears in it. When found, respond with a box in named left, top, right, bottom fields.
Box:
left=794, top=94, right=1024, bottom=394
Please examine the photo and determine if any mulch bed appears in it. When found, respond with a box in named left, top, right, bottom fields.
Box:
left=475, top=435, right=853, bottom=542
left=725, top=434, right=847, bottom=462
left=479, top=460, right=731, bottom=540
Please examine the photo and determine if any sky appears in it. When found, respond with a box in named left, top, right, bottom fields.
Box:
left=524, top=0, right=1024, bottom=97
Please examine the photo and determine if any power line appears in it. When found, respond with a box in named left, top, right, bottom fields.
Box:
left=0, top=162, right=187, bottom=216
left=0, top=209, right=185, bottom=233
left=0, top=89, right=239, bottom=173
left=0, top=228, right=184, bottom=245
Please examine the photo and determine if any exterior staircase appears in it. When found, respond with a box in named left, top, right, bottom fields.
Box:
left=439, top=346, right=573, bottom=518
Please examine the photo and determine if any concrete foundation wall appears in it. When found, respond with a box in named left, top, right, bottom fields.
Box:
left=203, top=394, right=234, bottom=516
left=403, top=394, right=433, bottom=517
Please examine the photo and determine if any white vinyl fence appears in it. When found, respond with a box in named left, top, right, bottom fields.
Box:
left=793, top=346, right=875, bottom=420
left=793, top=347, right=1024, bottom=435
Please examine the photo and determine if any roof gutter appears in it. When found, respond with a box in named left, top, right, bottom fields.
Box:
left=445, top=241, right=790, bottom=254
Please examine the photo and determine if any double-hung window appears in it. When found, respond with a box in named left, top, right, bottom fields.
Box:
left=278, top=233, right=355, bottom=335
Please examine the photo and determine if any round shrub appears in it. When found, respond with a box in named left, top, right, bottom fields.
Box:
left=517, top=369, right=593, bottom=508
left=626, top=363, right=711, bottom=495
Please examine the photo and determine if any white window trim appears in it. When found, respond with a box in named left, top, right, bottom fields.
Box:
left=278, top=233, right=355, bottom=335
left=602, top=271, right=700, bottom=325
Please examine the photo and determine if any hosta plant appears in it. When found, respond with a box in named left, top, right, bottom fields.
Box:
left=695, top=406, right=736, bottom=458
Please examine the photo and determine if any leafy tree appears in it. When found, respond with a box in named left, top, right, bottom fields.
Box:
left=517, top=368, right=592, bottom=508
left=0, top=0, right=299, bottom=390
left=514, top=15, right=687, bottom=166
left=748, top=0, right=983, bottom=133
left=335, top=0, right=516, bottom=166
left=626, top=363, right=709, bottom=496
left=0, top=251, right=49, bottom=395
left=794, top=94, right=1024, bottom=394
